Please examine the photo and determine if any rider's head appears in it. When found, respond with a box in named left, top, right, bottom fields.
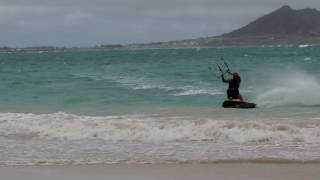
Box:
left=233, top=72, right=241, bottom=81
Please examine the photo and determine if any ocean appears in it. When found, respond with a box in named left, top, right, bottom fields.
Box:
left=0, top=46, right=320, bottom=165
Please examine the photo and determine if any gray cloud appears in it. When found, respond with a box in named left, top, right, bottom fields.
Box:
left=0, top=0, right=319, bottom=47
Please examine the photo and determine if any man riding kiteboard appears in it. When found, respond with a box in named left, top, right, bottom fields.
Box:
left=214, top=61, right=255, bottom=108
left=216, top=62, right=243, bottom=102
left=221, top=71, right=244, bottom=102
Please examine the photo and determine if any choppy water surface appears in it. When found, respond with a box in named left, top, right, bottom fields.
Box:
left=0, top=46, right=319, bottom=165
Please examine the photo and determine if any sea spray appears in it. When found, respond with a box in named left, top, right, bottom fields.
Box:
left=255, top=71, right=320, bottom=107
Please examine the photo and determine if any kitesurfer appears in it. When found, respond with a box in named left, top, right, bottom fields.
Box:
left=221, top=72, right=244, bottom=102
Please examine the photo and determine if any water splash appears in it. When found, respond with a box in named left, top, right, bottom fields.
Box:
left=255, top=71, right=320, bottom=107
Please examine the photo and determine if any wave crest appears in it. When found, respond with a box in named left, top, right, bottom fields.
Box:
left=0, top=112, right=319, bottom=144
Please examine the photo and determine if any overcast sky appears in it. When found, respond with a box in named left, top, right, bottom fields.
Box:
left=0, top=0, right=319, bottom=47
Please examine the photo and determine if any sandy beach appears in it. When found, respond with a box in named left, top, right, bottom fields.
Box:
left=1, top=163, right=319, bottom=180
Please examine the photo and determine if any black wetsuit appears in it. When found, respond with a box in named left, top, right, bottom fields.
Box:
left=227, top=78, right=240, bottom=99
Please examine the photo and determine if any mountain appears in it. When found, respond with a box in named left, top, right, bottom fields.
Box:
left=223, top=5, right=320, bottom=37
left=125, top=6, right=320, bottom=48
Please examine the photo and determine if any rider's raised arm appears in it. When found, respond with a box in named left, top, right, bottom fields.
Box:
left=221, top=74, right=229, bottom=83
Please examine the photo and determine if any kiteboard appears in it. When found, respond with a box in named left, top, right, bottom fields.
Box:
left=222, top=100, right=256, bottom=109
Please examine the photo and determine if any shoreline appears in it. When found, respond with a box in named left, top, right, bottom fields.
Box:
left=1, top=159, right=320, bottom=167
left=1, top=163, right=319, bottom=180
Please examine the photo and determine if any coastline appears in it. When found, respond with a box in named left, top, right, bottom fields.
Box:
left=1, top=163, right=319, bottom=180
left=0, top=43, right=319, bottom=53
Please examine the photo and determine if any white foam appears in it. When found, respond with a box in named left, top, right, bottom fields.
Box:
left=304, top=57, right=312, bottom=61
left=298, top=44, right=311, bottom=48
left=173, top=89, right=224, bottom=96
left=171, top=84, right=225, bottom=96
left=0, top=112, right=319, bottom=144
left=255, top=71, right=320, bottom=107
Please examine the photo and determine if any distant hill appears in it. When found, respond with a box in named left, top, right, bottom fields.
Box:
left=223, top=5, right=320, bottom=37
left=124, top=6, right=320, bottom=48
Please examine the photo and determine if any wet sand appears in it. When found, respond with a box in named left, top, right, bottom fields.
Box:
left=1, top=163, right=320, bottom=180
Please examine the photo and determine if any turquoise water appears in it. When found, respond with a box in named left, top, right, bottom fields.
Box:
left=0, top=46, right=320, bottom=165
left=0, top=46, right=319, bottom=114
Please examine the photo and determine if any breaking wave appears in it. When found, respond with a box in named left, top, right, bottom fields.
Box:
left=0, top=112, right=319, bottom=144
